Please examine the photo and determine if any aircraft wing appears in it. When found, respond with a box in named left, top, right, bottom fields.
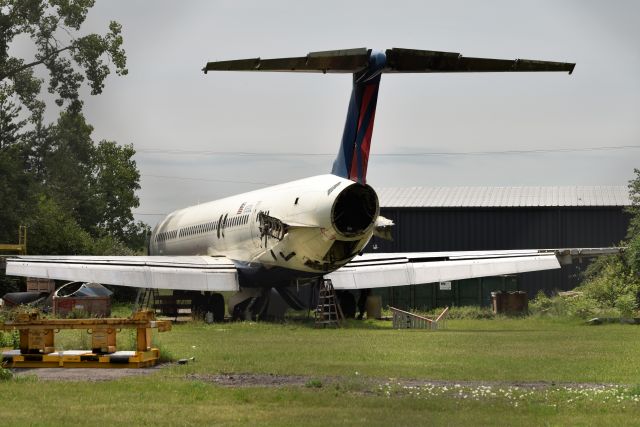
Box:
left=5, top=256, right=239, bottom=292
left=326, top=248, right=618, bottom=290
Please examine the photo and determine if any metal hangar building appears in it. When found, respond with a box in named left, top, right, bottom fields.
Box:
left=367, top=186, right=631, bottom=309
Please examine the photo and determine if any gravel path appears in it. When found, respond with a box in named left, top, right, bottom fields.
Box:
left=10, top=368, right=620, bottom=390
left=11, top=366, right=164, bottom=381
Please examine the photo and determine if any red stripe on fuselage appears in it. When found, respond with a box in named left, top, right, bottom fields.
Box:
left=349, top=84, right=378, bottom=183
left=359, top=107, right=376, bottom=182
left=357, top=85, right=376, bottom=131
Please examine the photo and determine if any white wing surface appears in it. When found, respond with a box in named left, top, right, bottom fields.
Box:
left=6, top=256, right=239, bottom=292
left=326, top=249, right=562, bottom=290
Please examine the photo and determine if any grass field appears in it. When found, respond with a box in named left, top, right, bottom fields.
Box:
left=3, top=316, right=640, bottom=425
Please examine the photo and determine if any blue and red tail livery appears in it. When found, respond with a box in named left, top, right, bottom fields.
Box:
left=331, top=51, right=386, bottom=185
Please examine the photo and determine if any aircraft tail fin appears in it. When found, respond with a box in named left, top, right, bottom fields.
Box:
left=203, top=49, right=575, bottom=184
left=331, top=51, right=384, bottom=184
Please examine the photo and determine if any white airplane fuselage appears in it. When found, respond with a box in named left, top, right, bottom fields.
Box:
left=148, top=174, right=379, bottom=287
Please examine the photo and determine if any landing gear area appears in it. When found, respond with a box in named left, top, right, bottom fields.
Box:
left=227, top=286, right=366, bottom=321
left=137, top=289, right=225, bottom=322
left=137, top=285, right=370, bottom=323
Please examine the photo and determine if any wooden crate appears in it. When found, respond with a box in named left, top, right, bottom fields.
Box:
left=26, top=278, right=55, bottom=294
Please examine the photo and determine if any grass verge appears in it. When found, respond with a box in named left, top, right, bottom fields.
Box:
left=2, top=316, right=640, bottom=425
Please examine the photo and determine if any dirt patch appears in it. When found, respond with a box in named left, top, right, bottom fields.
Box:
left=11, top=365, right=164, bottom=381
left=9, top=367, right=619, bottom=390
left=187, top=373, right=318, bottom=387
left=186, top=373, right=618, bottom=391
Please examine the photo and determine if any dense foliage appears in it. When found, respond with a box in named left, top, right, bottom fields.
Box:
left=1, top=1, right=147, bottom=295
left=530, top=169, right=640, bottom=318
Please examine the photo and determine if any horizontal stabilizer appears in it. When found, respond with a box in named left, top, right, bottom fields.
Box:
left=203, top=48, right=370, bottom=74
left=204, top=48, right=575, bottom=75
left=385, top=48, right=575, bottom=74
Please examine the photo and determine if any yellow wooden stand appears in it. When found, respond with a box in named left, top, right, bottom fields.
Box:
left=1, top=310, right=171, bottom=368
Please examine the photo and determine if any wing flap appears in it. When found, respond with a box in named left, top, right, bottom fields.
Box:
left=327, top=252, right=560, bottom=290
left=6, top=256, right=239, bottom=292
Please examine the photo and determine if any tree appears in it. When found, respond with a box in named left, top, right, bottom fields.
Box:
left=0, top=83, right=25, bottom=147
left=92, top=140, right=141, bottom=239
left=572, top=169, right=640, bottom=316
left=0, top=0, right=127, bottom=124
left=625, top=168, right=640, bottom=271
left=0, top=143, right=36, bottom=241
left=42, top=109, right=94, bottom=222
left=0, top=2, right=144, bottom=298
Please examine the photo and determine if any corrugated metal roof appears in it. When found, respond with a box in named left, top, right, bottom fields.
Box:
left=376, top=186, right=631, bottom=207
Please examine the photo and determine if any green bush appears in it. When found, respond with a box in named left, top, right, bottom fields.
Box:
left=529, top=291, right=553, bottom=315
left=578, top=258, right=640, bottom=308
left=548, top=294, right=569, bottom=317
left=0, top=365, right=13, bottom=381
left=566, top=296, right=600, bottom=319
left=0, top=330, right=19, bottom=349
left=615, top=294, right=638, bottom=318
left=420, top=306, right=494, bottom=320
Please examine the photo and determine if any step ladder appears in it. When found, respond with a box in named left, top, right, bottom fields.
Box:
left=314, top=279, right=344, bottom=328
left=134, top=288, right=160, bottom=314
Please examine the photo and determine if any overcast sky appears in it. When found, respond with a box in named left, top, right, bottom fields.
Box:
left=32, top=1, right=640, bottom=225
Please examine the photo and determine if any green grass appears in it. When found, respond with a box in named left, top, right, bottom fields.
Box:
left=3, top=317, right=640, bottom=425
left=3, top=376, right=640, bottom=426
left=156, top=317, right=640, bottom=383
